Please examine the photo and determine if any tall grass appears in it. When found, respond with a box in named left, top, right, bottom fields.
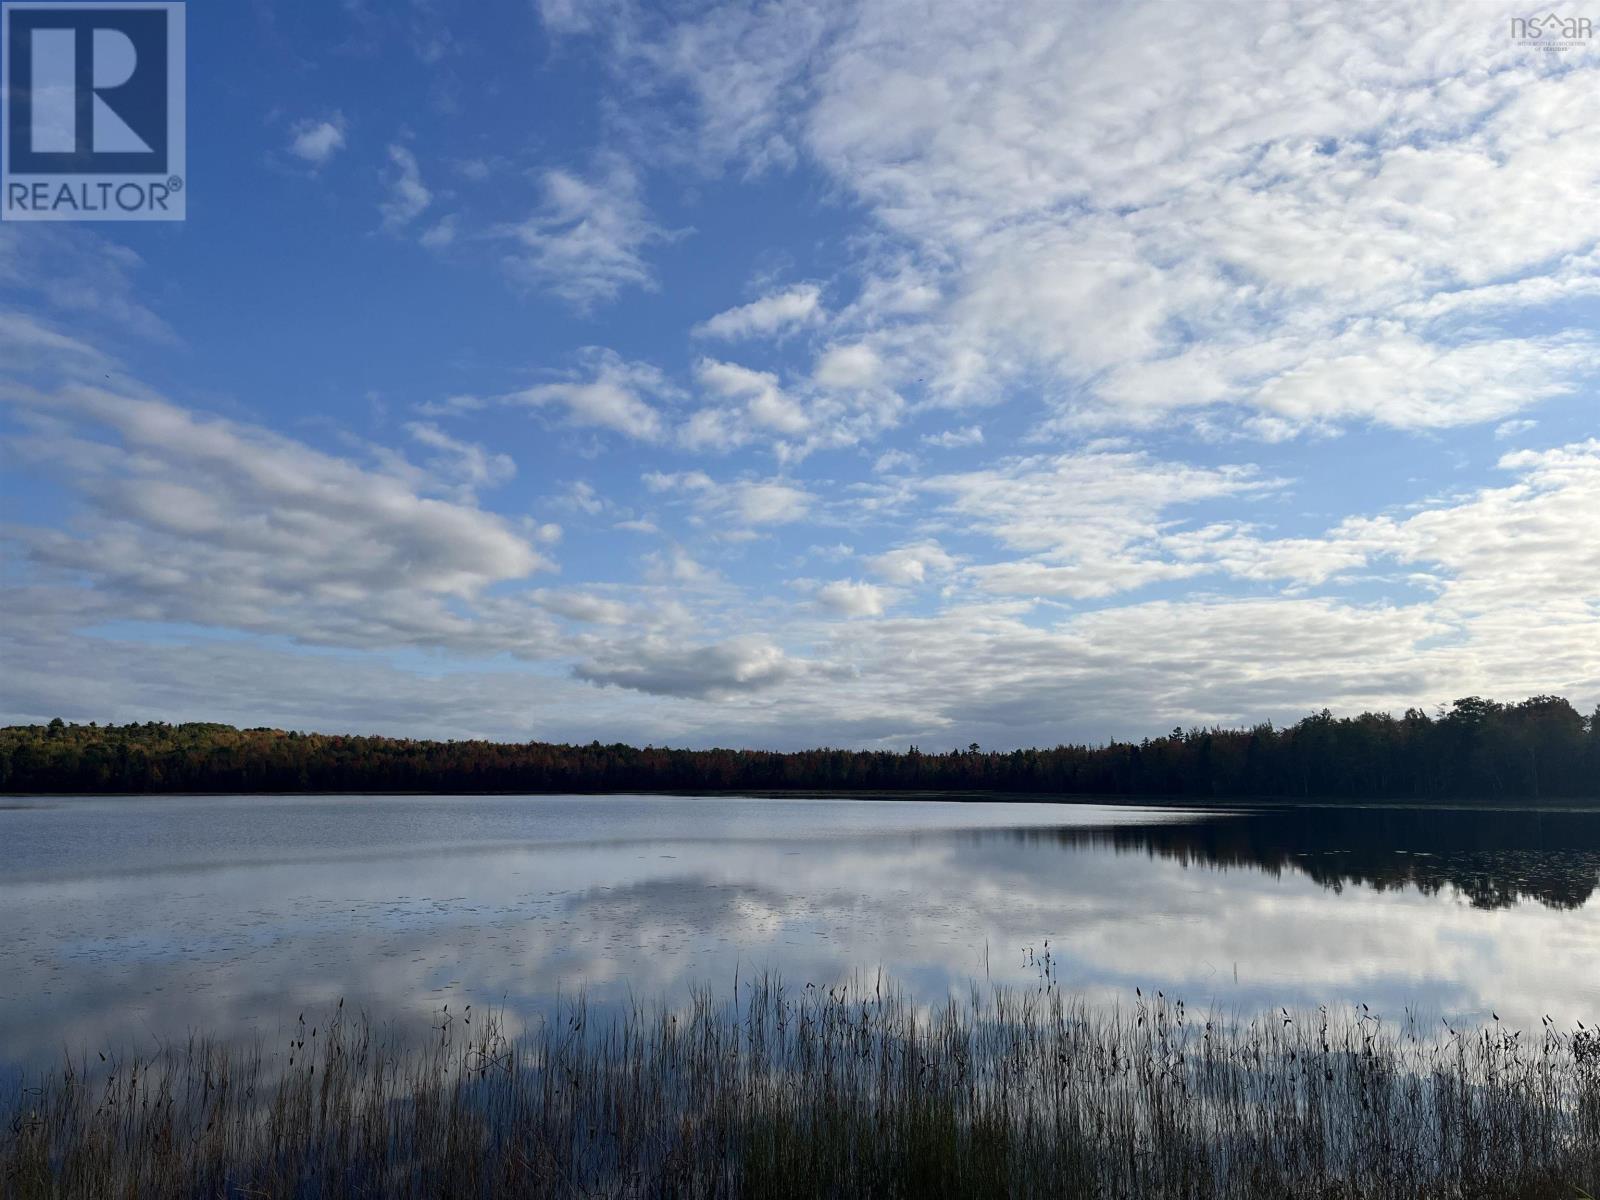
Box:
left=4, top=975, right=1597, bottom=1198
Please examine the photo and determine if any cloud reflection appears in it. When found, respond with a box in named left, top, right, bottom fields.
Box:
left=1, top=797, right=1595, bottom=1069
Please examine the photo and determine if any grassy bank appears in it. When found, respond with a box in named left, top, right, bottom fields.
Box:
left=4, top=978, right=1597, bottom=1198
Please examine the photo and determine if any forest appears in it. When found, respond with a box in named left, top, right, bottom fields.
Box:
left=0, top=695, right=1595, bottom=800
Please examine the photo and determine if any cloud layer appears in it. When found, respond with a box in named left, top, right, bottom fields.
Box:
left=2, top=0, right=1597, bottom=747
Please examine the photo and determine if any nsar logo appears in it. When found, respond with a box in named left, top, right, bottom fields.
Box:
left=1510, top=11, right=1594, bottom=50
left=3, top=2, right=185, bottom=221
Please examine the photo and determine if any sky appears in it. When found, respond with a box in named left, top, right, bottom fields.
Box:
left=1, top=0, right=1598, bottom=750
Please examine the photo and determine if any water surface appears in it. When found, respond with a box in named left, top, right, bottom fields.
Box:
left=1, top=794, right=1596, bottom=1066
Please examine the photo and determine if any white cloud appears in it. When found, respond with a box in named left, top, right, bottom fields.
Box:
left=509, top=350, right=672, bottom=440
left=1243, top=329, right=1594, bottom=433
left=574, top=635, right=814, bottom=699
left=4, top=386, right=554, bottom=654
left=643, top=470, right=713, bottom=494
left=499, top=155, right=668, bottom=310
left=694, top=284, right=823, bottom=339
left=0, top=226, right=173, bottom=343
left=1354, top=440, right=1600, bottom=625
left=683, top=358, right=811, bottom=450
left=413, top=393, right=487, bottom=418
left=0, top=626, right=633, bottom=744
left=644, top=546, right=719, bottom=586
left=608, top=0, right=1600, bottom=438
left=865, top=541, right=957, bottom=586
left=535, top=0, right=625, bottom=37
left=1494, top=419, right=1537, bottom=441
left=922, top=425, right=982, bottom=449
left=646, top=470, right=815, bottom=527
left=1154, top=439, right=1600, bottom=630
left=700, top=358, right=906, bottom=460
left=813, top=342, right=883, bottom=390
left=403, top=421, right=516, bottom=491
left=925, top=448, right=1280, bottom=599
left=815, top=578, right=888, bottom=617
left=380, top=144, right=431, bottom=230
left=8, top=405, right=1599, bottom=743
left=288, top=116, right=347, bottom=166
left=561, top=481, right=607, bottom=515
left=723, top=480, right=814, bottom=525
left=534, top=589, right=632, bottom=625
left=0, top=311, right=108, bottom=364
left=419, top=215, right=459, bottom=249
left=678, top=406, right=745, bottom=452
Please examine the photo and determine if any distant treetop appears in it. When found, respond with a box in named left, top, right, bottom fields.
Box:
left=2, top=696, right=1595, bottom=800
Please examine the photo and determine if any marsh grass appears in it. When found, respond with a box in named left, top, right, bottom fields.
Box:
left=3, top=976, right=1597, bottom=1198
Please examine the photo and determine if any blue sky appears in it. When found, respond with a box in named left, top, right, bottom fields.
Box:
left=2, top=0, right=1598, bottom=748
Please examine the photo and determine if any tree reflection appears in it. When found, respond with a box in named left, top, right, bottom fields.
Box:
left=1009, top=807, right=1600, bottom=910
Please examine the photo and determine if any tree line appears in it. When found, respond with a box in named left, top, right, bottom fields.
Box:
left=1, top=695, right=1595, bottom=800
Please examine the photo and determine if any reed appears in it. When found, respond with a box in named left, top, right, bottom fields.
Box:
left=3, top=976, right=1596, bottom=1198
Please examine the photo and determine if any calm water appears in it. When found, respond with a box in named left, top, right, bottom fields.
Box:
left=1, top=794, right=1597, bottom=1067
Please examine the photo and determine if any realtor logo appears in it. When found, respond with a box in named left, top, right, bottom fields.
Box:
left=3, top=2, right=185, bottom=220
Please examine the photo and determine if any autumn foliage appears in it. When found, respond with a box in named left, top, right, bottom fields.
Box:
left=2, top=696, right=1595, bottom=800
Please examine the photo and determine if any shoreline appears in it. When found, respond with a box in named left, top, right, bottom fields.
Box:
left=5, top=788, right=1600, bottom=811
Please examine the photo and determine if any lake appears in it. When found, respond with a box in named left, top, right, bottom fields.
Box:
left=1, top=794, right=1596, bottom=1068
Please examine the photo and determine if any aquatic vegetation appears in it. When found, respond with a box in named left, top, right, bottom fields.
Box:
left=4, top=977, right=1596, bottom=1198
